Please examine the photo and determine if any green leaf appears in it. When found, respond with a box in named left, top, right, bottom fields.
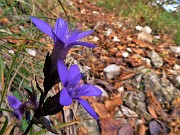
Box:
left=0, top=116, right=8, bottom=134
left=21, top=119, right=28, bottom=132
left=13, top=91, right=22, bottom=100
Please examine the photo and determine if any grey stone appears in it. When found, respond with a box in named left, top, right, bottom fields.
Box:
left=104, top=64, right=120, bottom=79
left=148, top=51, right=163, bottom=68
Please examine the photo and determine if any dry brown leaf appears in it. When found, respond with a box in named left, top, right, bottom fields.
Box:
left=147, top=104, right=158, bottom=118
left=77, top=126, right=88, bottom=135
left=172, top=96, right=180, bottom=108
left=105, top=95, right=122, bottom=112
left=119, top=72, right=135, bottom=81
left=101, top=118, right=123, bottom=135
left=132, top=38, right=153, bottom=50
left=118, top=124, right=134, bottom=135
left=138, top=124, right=147, bottom=135
left=92, top=102, right=111, bottom=118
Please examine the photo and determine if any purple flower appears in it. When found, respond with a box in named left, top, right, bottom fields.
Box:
left=30, top=17, right=96, bottom=67
left=57, top=60, right=102, bottom=120
left=7, top=95, right=30, bottom=120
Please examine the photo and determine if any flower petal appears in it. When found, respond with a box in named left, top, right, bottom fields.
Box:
left=54, top=18, right=69, bottom=43
left=76, top=30, right=94, bottom=40
left=30, top=16, right=53, bottom=38
left=75, top=85, right=102, bottom=97
left=66, top=41, right=96, bottom=50
left=57, top=60, right=69, bottom=86
left=69, top=65, right=80, bottom=80
left=77, top=98, right=99, bottom=120
left=59, top=88, right=73, bottom=106
left=7, top=95, right=22, bottom=109
left=66, top=73, right=82, bottom=89
left=14, top=110, right=22, bottom=120
left=66, top=28, right=80, bottom=45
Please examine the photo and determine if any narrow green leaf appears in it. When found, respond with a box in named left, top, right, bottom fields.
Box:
left=0, top=116, right=8, bottom=135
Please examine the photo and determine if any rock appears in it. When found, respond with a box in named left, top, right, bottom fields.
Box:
left=121, top=105, right=138, bottom=117
left=122, top=52, right=129, bottom=58
left=131, top=73, right=143, bottom=89
left=104, top=64, right=120, bottom=79
left=148, top=51, right=163, bottom=68
left=76, top=104, right=100, bottom=135
left=117, top=86, right=124, bottom=93
left=143, top=26, right=152, bottom=34
left=169, top=46, right=180, bottom=56
left=160, top=76, right=180, bottom=102
left=172, top=75, right=180, bottom=89
left=123, top=91, right=150, bottom=117
left=104, top=28, right=113, bottom=36
left=135, top=26, right=143, bottom=31
left=80, top=9, right=86, bottom=14
left=173, top=64, right=180, bottom=71
left=143, top=72, right=164, bottom=102
left=136, top=26, right=153, bottom=43
left=127, top=48, right=132, bottom=52
left=112, top=36, right=120, bottom=42
left=26, top=49, right=36, bottom=57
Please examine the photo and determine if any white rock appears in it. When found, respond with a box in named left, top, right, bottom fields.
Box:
left=122, top=52, right=129, bottom=57
left=148, top=51, right=163, bottom=68
left=138, top=31, right=153, bottom=43
left=144, top=26, right=152, bottom=34
left=112, top=36, right=120, bottom=42
left=93, top=36, right=100, bottom=42
left=136, top=26, right=143, bottom=31
left=8, top=50, right=14, bottom=54
left=169, top=46, right=180, bottom=55
left=92, top=11, right=99, bottom=14
left=80, top=9, right=86, bottom=14
left=127, top=48, right=132, bottom=52
left=26, top=49, right=36, bottom=57
left=117, top=87, right=124, bottom=93
left=173, top=64, right=180, bottom=71
left=104, top=28, right=113, bottom=36
left=154, top=35, right=160, bottom=39
left=104, top=64, right=120, bottom=79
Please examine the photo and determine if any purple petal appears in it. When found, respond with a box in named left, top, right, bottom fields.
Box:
left=54, top=18, right=69, bottom=43
left=69, top=65, right=80, bottom=80
left=75, top=85, right=102, bottom=97
left=7, top=95, right=22, bottom=109
left=30, top=16, right=53, bottom=38
left=66, top=41, right=96, bottom=50
left=77, top=98, right=99, bottom=120
left=59, top=88, right=73, bottom=106
left=76, top=30, right=94, bottom=40
left=66, top=73, right=82, bottom=89
left=14, top=110, right=22, bottom=120
left=57, top=60, right=69, bottom=86
left=66, top=28, right=80, bottom=45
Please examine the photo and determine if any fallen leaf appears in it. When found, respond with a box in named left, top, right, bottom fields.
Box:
left=118, top=124, right=134, bottom=135
left=92, top=102, right=111, bottom=118
left=147, top=104, right=158, bottom=118
left=138, top=124, right=147, bottom=135
left=105, top=95, right=122, bottom=112
left=101, top=118, right=123, bottom=135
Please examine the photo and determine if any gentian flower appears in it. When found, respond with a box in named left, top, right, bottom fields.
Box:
left=30, top=17, right=96, bottom=67
left=7, top=95, right=31, bottom=120
left=57, top=60, right=102, bottom=120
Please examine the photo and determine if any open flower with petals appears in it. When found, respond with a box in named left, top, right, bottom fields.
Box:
left=58, top=60, right=102, bottom=120
left=31, top=17, right=96, bottom=67
left=7, top=95, right=31, bottom=120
